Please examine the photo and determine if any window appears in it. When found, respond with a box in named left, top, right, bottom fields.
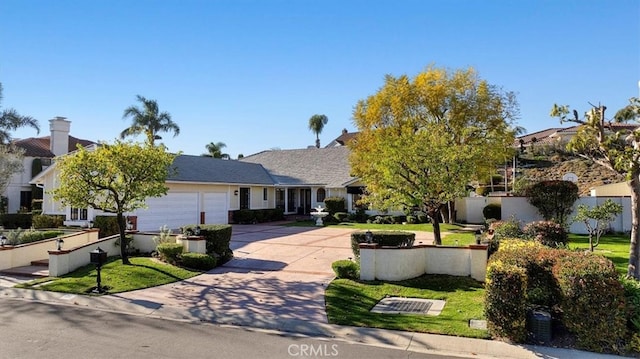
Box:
left=316, top=188, right=326, bottom=202
left=263, top=188, right=268, bottom=201
left=71, top=207, right=88, bottom=221
left=20, top=191, right=32, bottom=212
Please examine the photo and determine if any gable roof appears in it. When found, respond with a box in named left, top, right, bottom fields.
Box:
left=14, top=136, right=96, bottom=157
left=240, top=146, right=357, bottom=187
left=168, top=155, right=274, bottom=185
left=326, top=129, right=359, bottom=147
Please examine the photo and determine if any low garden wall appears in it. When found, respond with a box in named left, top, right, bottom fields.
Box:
left=0, top=229, right=99, bottom=271
left=359, top=243, right=488, bottom=282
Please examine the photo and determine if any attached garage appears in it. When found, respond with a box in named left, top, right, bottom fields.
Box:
left=136, top=193, right=199, bottom=231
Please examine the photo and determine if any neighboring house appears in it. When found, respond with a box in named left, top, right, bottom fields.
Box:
left=325, top=128, right=358, bottom=147
left=590, top=181, right=631, bottom=197
left=3, top=117, right=95, bottom=213
left=30, top=146, right=365, bottom=231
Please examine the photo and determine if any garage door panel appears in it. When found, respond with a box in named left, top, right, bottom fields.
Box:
left=137, top=193, right=199, bottom=231
left=204, top=193, right=228, bottom=224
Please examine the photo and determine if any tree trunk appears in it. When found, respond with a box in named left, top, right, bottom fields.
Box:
left=628, top=176, right=640, bottom=279
left=428, top=206, right=443, bottom=245
left=117, top=212, right=131, bottom=265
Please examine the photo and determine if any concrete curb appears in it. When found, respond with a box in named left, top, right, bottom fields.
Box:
left=0, top=287, right=626, bottom=359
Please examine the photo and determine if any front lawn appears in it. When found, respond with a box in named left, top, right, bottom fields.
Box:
left=325, top=274, right=489, bottom=338
left=17, top=256, right=201, bottom=294
left=568, top=233, right=631, bottom=275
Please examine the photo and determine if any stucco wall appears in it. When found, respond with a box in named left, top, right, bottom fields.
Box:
left=0, top=229, right=98, bottom=271
left=360, top=244, right=488, bottom=282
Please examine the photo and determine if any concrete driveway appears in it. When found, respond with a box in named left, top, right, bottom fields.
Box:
left=116, top=224, right=364, bottom=323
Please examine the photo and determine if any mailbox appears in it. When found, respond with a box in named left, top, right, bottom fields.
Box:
left=90, top=247, right=107, bottom=266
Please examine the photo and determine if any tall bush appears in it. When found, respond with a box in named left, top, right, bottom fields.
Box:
left=324, top=197, right=346, bottom=215
left=182, top=224, right=233, bottom=264
left=93, top=216, right=119, bottom=238
left=482, top=203, right=501, bottom=220
left=553, top=253, right=627, bottom=353
left=485, top=260, right=528, bottom=342
left=525, top=180, right=578, bottom=225
left=522, top=220, right=568, bottom=248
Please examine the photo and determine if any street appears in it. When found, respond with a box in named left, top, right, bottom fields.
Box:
left=0, top=299, right=460, bottom=359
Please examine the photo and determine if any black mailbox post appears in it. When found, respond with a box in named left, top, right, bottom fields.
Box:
left=90, top=247, right=107, bottom=293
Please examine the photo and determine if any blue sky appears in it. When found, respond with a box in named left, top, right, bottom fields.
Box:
left=1, top=0, right=638, bottom=158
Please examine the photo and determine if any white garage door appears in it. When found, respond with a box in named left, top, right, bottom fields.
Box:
left=136, top=193, right=199, bottom=231
left=203, top=192, right=228, bottom=224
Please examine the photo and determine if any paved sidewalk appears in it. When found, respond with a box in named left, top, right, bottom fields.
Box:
left=0, top=224, right=625, bottom=358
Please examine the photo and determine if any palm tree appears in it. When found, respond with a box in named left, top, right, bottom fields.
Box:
left=120, top=95, right=179, bottom=146
left=203, top=141, right=229, bottom=159
left=308, top=114, right=328, bottom=148
left=0, top=83, right=39, bottom=144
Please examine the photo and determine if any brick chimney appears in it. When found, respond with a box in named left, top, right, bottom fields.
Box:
left=49, top=117, right=71, bottom=156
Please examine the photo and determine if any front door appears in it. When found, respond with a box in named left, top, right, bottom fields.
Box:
left=240, top=188, right=250, bottom=210
left=300, top=188, right=311, bottom=214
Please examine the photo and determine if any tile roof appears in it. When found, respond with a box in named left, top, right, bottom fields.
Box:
left=240, top=146, right=357, bottom=187
left=169, top=155, right=274, bottom=185
left=13, top=136, right=95, bottom=157
left=326, top=130, right=359, bottom=147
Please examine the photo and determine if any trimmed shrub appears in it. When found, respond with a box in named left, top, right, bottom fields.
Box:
left=482, top=203, right=501, bottom=221
left=485, top=260, right=528, bottom=342
left=181, top=252, right=217, bottom=270
left=486, top=218, right=523, bottom=255
left=231, top=208, right=283, bottom=223
left=523, top=220, right=568, bottom=248
left=525, top=180, right=579, bottom=225
left=93, top=216, right=119, bottom=238
left=553, top=252, right=627, bottom=353
left=182, top=224, right=233, bottom=264
left=347, top=208, right=369, bottom=223
left=0, top=214, right=32, bottom=229
left=333, top=212, right=349, bottom=222
left=32, top=214, right=64, bottom=229
left=157, top=243, right=184, bottom=264
left=331, top=260, right=359, bottom=279
left=350, top=230, right=415, bottom=258
left=324, top=197, right=346, bottom=215
left=621, top=276, right=640, bottom=342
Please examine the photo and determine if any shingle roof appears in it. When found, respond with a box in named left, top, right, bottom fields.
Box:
left=169, top=155, right=274, bottom=185
left=240, top=147, right=357, bottom=187
left=13, top=136, right=96, bottom=157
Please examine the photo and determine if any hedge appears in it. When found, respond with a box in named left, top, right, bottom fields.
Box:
left=482, top=203, right=501, bottom=220
left=93, top=216, right=119, bottom=238
left=350, top=230, right=415, bottom=258
left=231, top=208, right=284, bottom=224
left=485, top=259, right=528, bottom=342
left=331, top=260, right=359, bottom=279
left=157, top=243, right=184, bottom=264
left=0, top=214, right=32, bottom=229
left=32, top=214, right=64, bottom=229
left=553, top=252, right=627, bottom=353
left=182, top=224, right=233, bottom=264
left=181, top=252, right=217, bottom=271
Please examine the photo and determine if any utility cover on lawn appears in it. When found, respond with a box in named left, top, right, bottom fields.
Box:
left=371, top=297, right=445, bottom=316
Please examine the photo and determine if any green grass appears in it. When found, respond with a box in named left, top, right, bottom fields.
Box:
left=17, top=256, right=201, bottom=295
left=327, top=222, right=465, bottom=232
left=325, top=274, right=489, bottom=339
left=569, top=233, right=631, bottom=275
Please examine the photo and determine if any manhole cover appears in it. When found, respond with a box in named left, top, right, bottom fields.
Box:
left=371, top=297, right=446, bottom=316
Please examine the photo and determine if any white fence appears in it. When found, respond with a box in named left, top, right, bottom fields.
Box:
left=455, top=196, right=631, bottom=234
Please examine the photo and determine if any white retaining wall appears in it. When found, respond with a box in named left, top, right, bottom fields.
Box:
left=359, top=243, right=488, bottom=282
left=0, top=230, right=98, bottom=271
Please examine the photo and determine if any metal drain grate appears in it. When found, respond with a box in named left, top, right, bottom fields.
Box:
left=371, top=297, right=445, bottom=316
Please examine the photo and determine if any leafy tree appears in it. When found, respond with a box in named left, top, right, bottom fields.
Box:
left=0, top=83, right=40, bottom=145
left=551, top=98, right=640, bottom=278
left=203, top=141, right=229, bottom=159
left=120, top=95, right=179, bottom=146
left=573, top=199, right=623, bottom=252
left=0, top=144, right=24, bottom=195
left=52, top=141, right=177, bottom=264
left=524, top=180, right=579, bottom=225
left=350, top=66, right=518, bottom=244
left=308, top=114, right=328, bottom=148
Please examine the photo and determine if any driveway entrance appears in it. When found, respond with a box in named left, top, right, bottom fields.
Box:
left=116, top=225, right=358, bottom=323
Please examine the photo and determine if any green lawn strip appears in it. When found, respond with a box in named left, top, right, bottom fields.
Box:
left=17, top=256, right=201, bottom=295
left=568, top=233, right=630, bottom=275
left=325, top=274, right=489, bottom=339
left=328, top=222, right=463, bottom=232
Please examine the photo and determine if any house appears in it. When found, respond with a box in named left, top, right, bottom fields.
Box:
left=3, top=117, right=95, bottom=213
left=30, top=145, right=365, bottom=231
left=240, top=146, right=363, bottom=214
